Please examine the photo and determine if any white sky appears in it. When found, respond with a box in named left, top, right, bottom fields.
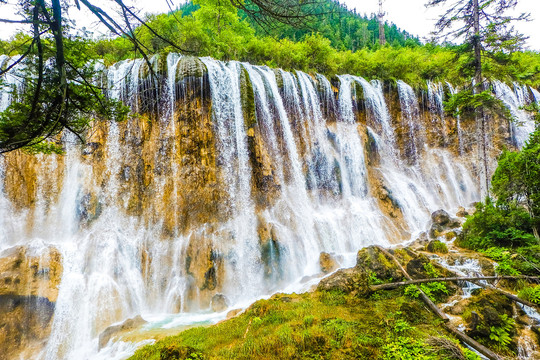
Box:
left=0, top=0, right=539, bottom=50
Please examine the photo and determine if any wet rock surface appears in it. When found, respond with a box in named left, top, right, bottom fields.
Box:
left=319, top=252, right=339, bottom=274
left=211, top=293, right=229, bottom=313
left=0, top=295, right=55, bottom=360
left=0, top=246, right=63, bottom=359
left=0, top=245, right=63, bottom=302
left=98, top=315, right=148, bottom=350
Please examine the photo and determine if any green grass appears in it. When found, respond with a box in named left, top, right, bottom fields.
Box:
left=129, top=290, right=469, bottom=360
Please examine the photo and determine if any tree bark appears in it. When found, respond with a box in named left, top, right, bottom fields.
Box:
left=472, top=0, right=490, bottom=193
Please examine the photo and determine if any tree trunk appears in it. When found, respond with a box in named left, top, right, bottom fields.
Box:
left=472, top=0, right=490, bottom=194
left=378, top=0, right=386, bottom=45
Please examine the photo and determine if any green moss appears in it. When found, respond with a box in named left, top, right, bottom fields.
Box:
left=240, top=67, right=257, bottom=129
left=129, top=289, right=470, bottom=360
left=426, top=240, right=448, bottom=254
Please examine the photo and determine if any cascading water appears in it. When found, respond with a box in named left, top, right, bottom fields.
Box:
left=397, top=80, right=424, bottom=163
left=427, top=81, right=447, bottom=145
left=0, top=54, right=537, bottom=360
left=493, top=80, right=536, bottom=148
left=532, top=87, right=540, bottom=103
left=446, top=82, right=465, bottom=155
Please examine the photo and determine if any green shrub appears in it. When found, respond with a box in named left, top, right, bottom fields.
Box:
left=382, top=337, right=433, bottom=360
left=458, top=198, right=535, bottom=250
left=488, top=314, right=515, bottom=350
left=518, top=286, right=540, bottom=304
left=404, top=282, right=449, bottom=303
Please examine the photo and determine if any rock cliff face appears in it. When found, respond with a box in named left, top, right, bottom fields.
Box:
left=0, top=246, right=62, bottom=360
left=0, top=54, right=537, bottom=359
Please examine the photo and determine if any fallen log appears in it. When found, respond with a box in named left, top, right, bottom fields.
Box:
left=370, top=275, right=540, bottom=309
left=371, top=275, right=537, bottom=289
left=374, top=246, right=503, bottom=360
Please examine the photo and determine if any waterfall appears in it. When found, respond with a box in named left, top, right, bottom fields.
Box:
left=427, top=81, right=447, bottom=145
left=0, top=54, right=534, bottom=360
left=446, top=82, right=464, bottom=155
left=493, top=80, right=536, bottom=148
left=397, top=80, right=423, bottom=163
left=532, top=87, right=540, bottom=103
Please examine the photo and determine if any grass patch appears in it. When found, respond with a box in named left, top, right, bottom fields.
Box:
left=129, top=289, right=469, bottom=360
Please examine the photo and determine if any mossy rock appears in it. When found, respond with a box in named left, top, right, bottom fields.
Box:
left=426, top=240, right=448, bottom=254
left=316, top=267, right=370, bottom=296
left=356, top=246, right=403, bottom=283
left=405, top=254, right=431, bottom=279
left=461, top=289, right=518, bottom=352
left=175, top=56, right=207, bottom=82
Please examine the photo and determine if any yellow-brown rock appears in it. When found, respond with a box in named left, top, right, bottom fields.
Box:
left=0, top=245, right=62, bottom=360
left=0, top=245, right=62, bottom=302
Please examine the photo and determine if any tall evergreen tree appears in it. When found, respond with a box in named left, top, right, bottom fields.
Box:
left=426, top=0, right=530, bottom=193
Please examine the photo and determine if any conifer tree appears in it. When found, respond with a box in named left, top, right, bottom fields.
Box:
left=426, top=0, right=530, bottom=193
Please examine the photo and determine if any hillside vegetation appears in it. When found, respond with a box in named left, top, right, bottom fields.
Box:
left=2, top=0, right=538, bottom=88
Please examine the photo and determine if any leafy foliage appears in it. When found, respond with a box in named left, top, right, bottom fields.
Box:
left=492, top=130, right=540, bottom=238
left=518, top=285, right=540, bottom=304
left=488, top=314, right=515, bottom=349
left=458, top=198, right=535, bottom=249
left=87, top=0, right=540, bottom=86
left=444, top=89, right=512, bottom=120
left=382, top=336, right=433, bottom=360
left=0, top=34, right=128, bottom=153
left=179, top=0, right=421, bottom=51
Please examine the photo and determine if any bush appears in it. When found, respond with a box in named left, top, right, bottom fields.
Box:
left=518, top=286, right=540, bottom=304
left=458, top=198, right=535, bottom=250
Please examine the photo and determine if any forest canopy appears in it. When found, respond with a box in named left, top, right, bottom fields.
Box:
left=1, top=0, right=538, bottom=88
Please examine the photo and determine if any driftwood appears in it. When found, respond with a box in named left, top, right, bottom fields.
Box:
left=374, top=246, right=503, bottom=360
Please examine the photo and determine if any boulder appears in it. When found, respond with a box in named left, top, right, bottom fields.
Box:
left=456, top=207, right=469, bottom=218
left=98, top=315, right=147, bottom=350
left=431, top=209, right=451, bottom=226
left=356, top=246, right=403, bottom=282
left=319, top=252, right=338, bottom=274
left=211, top=294, right=229, bottom=313
left=316, top=267, right=369, bottom=296
left=430, top=210, right=461, bottom=239
left=429, top=223, right=444, bottom=239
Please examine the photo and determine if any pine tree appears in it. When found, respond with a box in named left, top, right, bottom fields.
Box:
left=426, top=0, right=530, bottom=193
